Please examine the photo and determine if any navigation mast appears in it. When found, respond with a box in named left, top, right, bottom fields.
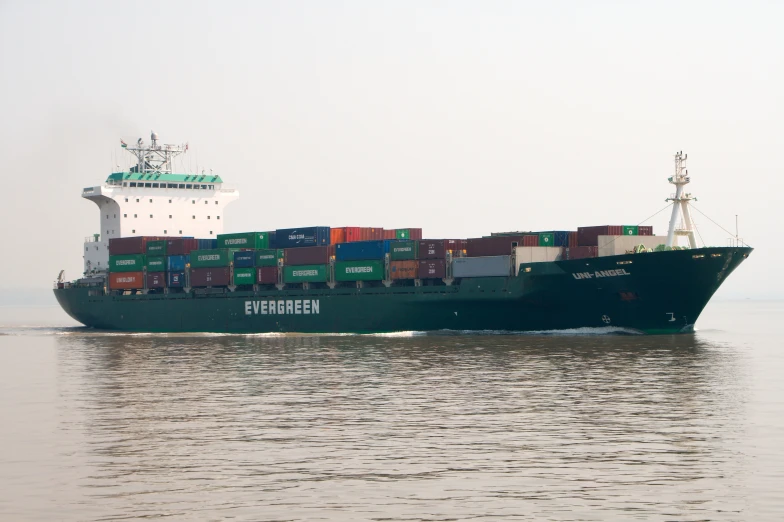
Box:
left=122, top=131, right=187, bottom=174
left=665, top=151, right=697, bottom=248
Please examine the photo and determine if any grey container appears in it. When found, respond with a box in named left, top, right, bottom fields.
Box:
left=452, top=255, right=511, bottom=278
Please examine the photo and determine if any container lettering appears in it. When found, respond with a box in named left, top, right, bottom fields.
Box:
left=245, top=299, right=320, bottom=315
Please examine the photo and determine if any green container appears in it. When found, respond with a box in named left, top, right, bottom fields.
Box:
left=395, top=229, right=410, bottom=239
left=623, top=225, right=639, bottom=236
left=146, top=256, right=166, bottom=271
left=190, top=249, right=237, bottom=268
left=283, top=264, right=328, bottom=283
left=146, top=240, right=167, bottom=255
left=538, top=233, right=555, bottom=246
left=335, top=259, right=385, bottom=282
left=217, top=232, right=269, bottom=249
left=233, top=267, right=256, bottom=285
left=109, top=254, right=146, bottom=273
left=255, top=249, right=280, bottom=267
left=390, top=240, right=418, bottom=260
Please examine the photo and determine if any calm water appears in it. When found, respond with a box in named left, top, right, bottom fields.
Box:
left=0, top=301, right=782, bottom=521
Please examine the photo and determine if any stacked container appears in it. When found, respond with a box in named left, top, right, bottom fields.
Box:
left=275, top=227, right=330, bottom=248
left=334, top=240, right=389, bottom=282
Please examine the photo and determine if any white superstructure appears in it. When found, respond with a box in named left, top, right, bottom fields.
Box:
left=665, top=151, right=697, bottom=249
left=82, top=132, right=239, bottom=275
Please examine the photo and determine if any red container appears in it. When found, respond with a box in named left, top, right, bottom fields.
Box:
left=577, top=226, right=624, bottom=247
left=146, top=272, right=166, bottom=289
left=390, top=260, right=418, bottom=280
left=466, top=236, right=527, bottom=257
left=256, top=266, right=278, bottom=284
left=565, top=246, right=598, bottom=260
left=190, top=267, right=231, bottom=287
left=343, top=227, right=361, bottom=242
left=419, top=240, right=446, bottom=259
left=359, top=227, right=383, bottom=241
left=523, top=235, right=539, bottom=247
left=284, top=245, right=334, bottom=266
left=109, top=236, right=155, bottom=255
left=109, top=271, right=144, bottom=289
left=409, top=228, right=423, bottom=240
left=568, top=231, right=578, bottom=248
left=166, top=238, right=198, bottom=256
left=418, top=259, right=446, bottom=279
left=638, top=226, right=654, bottom=236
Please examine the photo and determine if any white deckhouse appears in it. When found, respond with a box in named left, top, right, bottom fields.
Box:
left=81, top=132, right=239, bottom=275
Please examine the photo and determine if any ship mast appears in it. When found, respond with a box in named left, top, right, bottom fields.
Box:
left=122, top=131, right=187, bottom=174
left=665, top=151, right=697, bottom=248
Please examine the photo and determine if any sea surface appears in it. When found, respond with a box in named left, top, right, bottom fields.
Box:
left=0, top=300, right=782, bottom=521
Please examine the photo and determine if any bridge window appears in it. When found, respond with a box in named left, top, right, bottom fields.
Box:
left=217, top=216, right=220, bottom=220
left=152, top=183, right=159, bottom=188
left=134, top=214, right=137, bottom=218
left=207, top=216, right=210, bottom=219
left=124, top=214, right=127, bottom=217
left=169, top=215, right=172, bottom=218
left=150, top=214, right=153, bottom=218
left=201, top=185, right=207, bottom=189
left=204, top=201, right=208, bottom=204
left=215, top=201, right=218, bottom=205
left=130, top=183, right=137, bottom=187
left=145, top=183, right=151, bottom=188
left=178, top=184, right=185, bottom=188
left=192, top=200, right=195, bottom=204
left=125, top=198, right=128, bottom=202
left=136, top=199, right=139, bottom=202
left=132, top=229, right=136, bottom=233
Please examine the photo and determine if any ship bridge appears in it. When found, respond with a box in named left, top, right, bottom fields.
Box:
left=82, top=132, right=239, bottom=275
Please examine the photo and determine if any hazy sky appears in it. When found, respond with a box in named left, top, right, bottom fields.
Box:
left=0, top=1, right=781, bottom=298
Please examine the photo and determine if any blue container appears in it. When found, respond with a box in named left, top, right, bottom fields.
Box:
left=167, top=271, right=186, bottom=288
left=268, top=231, right=277, bottom=249
left=197, top=238, right=217, bottom=250
left=167, top=255, right=190, bottom=272
left=274, top=227, right=330, bottom=248
left=335, top=240, right=391, bottom=261
left=233, top=250, right=255, bottom=268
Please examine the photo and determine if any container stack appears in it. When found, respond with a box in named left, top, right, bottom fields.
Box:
left=335, top=240, right=388, bottom=282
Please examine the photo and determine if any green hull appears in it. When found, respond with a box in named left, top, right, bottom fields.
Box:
left=55, top=247, right=751, bottom=334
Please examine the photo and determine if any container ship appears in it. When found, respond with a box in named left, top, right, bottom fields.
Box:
left=54, top=133, right=752, bottom=334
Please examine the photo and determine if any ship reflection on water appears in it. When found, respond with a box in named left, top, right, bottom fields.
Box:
left=50, top=331, right=750, bottom=519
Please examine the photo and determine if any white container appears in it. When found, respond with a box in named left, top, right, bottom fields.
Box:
left=453, top=255, right=511, bottom=278
left=597, top=235, right=668, bottom=257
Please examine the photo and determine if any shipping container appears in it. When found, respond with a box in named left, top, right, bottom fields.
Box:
left=255, top=249, right=280, bottom=267
left=190, top=267, right=231, bottom=287
left=418, top=259, right=446, bottom=279
left=197, top=238, right=217, bottom=250
left=109, top=237, right=155, bottom=256
left=514, top=247, right=563, bottom=266
left=335, top=260, right=385, bottom=282
left=190, top=249, right=237, bottom=268
left=217, top=231, right=269, bottom=250
left=275, top=226, right=330, bottom=248
left=283, top=264, right=328, bottom=283
left=344, top=227, right=361, bottom=242
left=146, top=272, right=166, bottom=289
left=523, top=235, right=539, bottom=247
left=409, top=228, right=423, bottom=240
left=256, top=266, right=278, bottom=285
left=382, top=229, right=396, bottom=240
left=166, top=238, right=198, bottom=256
left=233, top=267, right=256, bottom=286
left=564, top=246, right=598, bottom=260
left=359, top=227, right=383, bottom=241
left=533, top=231, right=570, bottom=247
left=568, top=231, right=578, bottom=248
left=638, top=225, right=654, bottom=236
left=233, top=250, right=256, bottom=268
left=167, top=255, right=189, bottom=272
left=390, top=260, right=418, bottom=280
left=389, top=240, right=419, bottom=260
left=109, top=271, right=145, bottom=290
left=167, top=271, right=185, bottom=288
left=330, top=228, right=345, bottom=245
left=146, top=256, right=166, bottom=272
left=284, top=245, right=333, bottom=266
left=577, top=226, right=623, bottom=247
left=395, top=229, right=410, bottom=239
left=622, top=225, right=639, bottom=236
left=146, top=240, right=167, bottom=256
left=335, top=240, right=389, bottom=261
left=109, top=254, right=146, bottom=272
left=466, top=236, right=528, bottom=257
left=597, top=235, right=668, bottom=257
left=267, top=231, right=277, bottom=249
left=419, top=240, right=447, bottom=259
left=453, top=256, right=511, bottom=278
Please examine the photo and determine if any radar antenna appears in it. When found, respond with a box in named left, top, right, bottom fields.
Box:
left=121, top=131, right=187, bottom=174
left=665, top=151, right=697, bottom=248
